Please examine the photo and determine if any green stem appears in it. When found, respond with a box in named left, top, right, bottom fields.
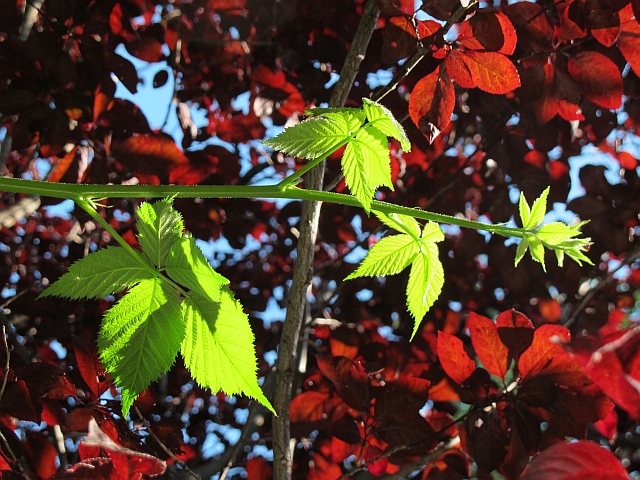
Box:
left=0, top=177, right=524, bottom=239
left=74, top=196, right=189, bottom=297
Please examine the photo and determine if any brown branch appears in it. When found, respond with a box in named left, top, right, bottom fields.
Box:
left=562, top=245, right=640, bottom=328
left=271, top=2, right=381, bottom=479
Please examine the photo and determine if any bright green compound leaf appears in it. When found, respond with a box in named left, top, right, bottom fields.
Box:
left=342, top=126, right=393, bottom=213
left=526, top=187, right=549, bottom=229
left=407, top=242, right=444, bottom=340
left=528, top=236, right=546, bottom=271
left=421, top=221, right=445, bottom=243
left=98, top=277, right=184, bottom=416
left=536, top=222, right=584, bottom=246
left=39, top=246, right=152, bottom=300
left=345, top=235, right=419, bottom=280
left=262, top=113, right=356, bottom=160
left=137, top=199, right=184, bottom=268
left=374, top=211, right=421, bottom=237
left=180, top=287, right=275, bottom=414
left=515, top=236, right=529, bottom=267
left=362, top=98, right=411, bottom=151
left=518, top=193, right=531, bottom=229
left=346, top=220, right=444, bottom=340
left=166, top=236, right=229, bottom=303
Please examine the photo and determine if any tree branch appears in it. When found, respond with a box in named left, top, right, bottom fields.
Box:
left=272, top=1, right=380, bottom=479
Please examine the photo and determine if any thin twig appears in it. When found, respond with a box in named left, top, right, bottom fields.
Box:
left=0, top=289, right=31, bottom=310
left=0, top=326, right=10, bottom=403
left=134, top=406, right=201, bottom=480
left=562, top=246, right=640, bottom=328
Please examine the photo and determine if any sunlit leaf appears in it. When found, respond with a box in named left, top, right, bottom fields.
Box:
left=180, top=287, right=275, bottom=413
left=137, top=199, right=184, bottom=268
left=98, top=278, right=184, bottom=416
left=39, top=247, right=152, bottom=300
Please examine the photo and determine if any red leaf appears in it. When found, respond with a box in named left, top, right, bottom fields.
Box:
left=308, top=452, right=342, bottom=480
left=84, top=419, right=166, bottom=479
left=382, top=17, right=441, bottom=63
left=52, top=457, right=116, bottom=480
left=330, top=436, right=358, bottom=463
left=63, top=408, right=100, bottom=433
left=458, top=12, right=506, bottom=52
left=436, top=331, right=475, bottom=385
left=245, top=457, right=272, bottom=480
left=290, top=391, right=331, bottom=423
left=538, top=298, right=561, bottom=323
left=520, top=440, right=628, bottom=480
left=109, top=4, right=137, bottom=43
left=0, top=381, right=39, bottom=423
left=124, top=35, right=164, bottom=63
left=518, top=324, right=570, bottom=380
left=617, top=151, right=638, bottom=169
left=25, top=434, right=58, bottom=479
left=467, top=312, right=509, bottom=380
left=72, top=336, right=102, bottom=399
left=112, top=134, right=189, bottom=176
left=594, top=408, right=618, bottom=441
left=364, top=445, right=387, bottom=476
left=455, top=51, right=521, bottom=94
left=408, top=66, right=455, bottom=143
left=496, top=309, right=534, bottom=365
left=503, top=2, right=554, bottom=45
left=457, top=12, right=516, bottom=54
left=445, top=50, right=474, bottom=88
left=567, top=51, right=623, bottom=109
left=569, top=330, right=640, bottom=420
left=618, top=4, right=640, bottom=76
left=495, top=12, right=518, bottom=55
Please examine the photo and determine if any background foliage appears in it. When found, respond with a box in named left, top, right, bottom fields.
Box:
left=1, top=0, right=640, bottom=478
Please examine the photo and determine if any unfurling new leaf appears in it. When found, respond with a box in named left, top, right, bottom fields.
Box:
left=42, top=198, right=274, bottom=416
left=516, top=187, right=592, bottom=270
left=346, top=212, right=444, bottom=340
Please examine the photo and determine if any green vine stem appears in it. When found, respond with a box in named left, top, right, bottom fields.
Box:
left=0, top=178, right=526, bottom=239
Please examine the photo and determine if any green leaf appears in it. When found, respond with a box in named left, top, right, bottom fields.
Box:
left=345, top=235, right=419, bottom=280
left=305, top=107, right=366, bottom=125
left=98, top=278, right=184, bottom=417
left=536, top=222, right=581, bottom=246
left=181, top=287, right=275, bottom=414
left=262, top=113, right=354, bottom=160
left=518, top=192, right=531, bottom=229
left=362, top=98, right=411, bottom=151
left=39, top=246, right=152, bottom=300
left=342, top=125, right=393, bottom=213
left=527, top=187, right=550, bottom=229
left=166, top=236, right=229, bottom=303
left=137, top=199, right=184, bottom=268
left=374, top=211, right=421, bottom=237
left=421, top=221, right=445, bottom=243
left=407, top=243, right=444, bottom=340
left=514, top=237, right=529, bottom=267
left=528, top=235, right=546, bottom=271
